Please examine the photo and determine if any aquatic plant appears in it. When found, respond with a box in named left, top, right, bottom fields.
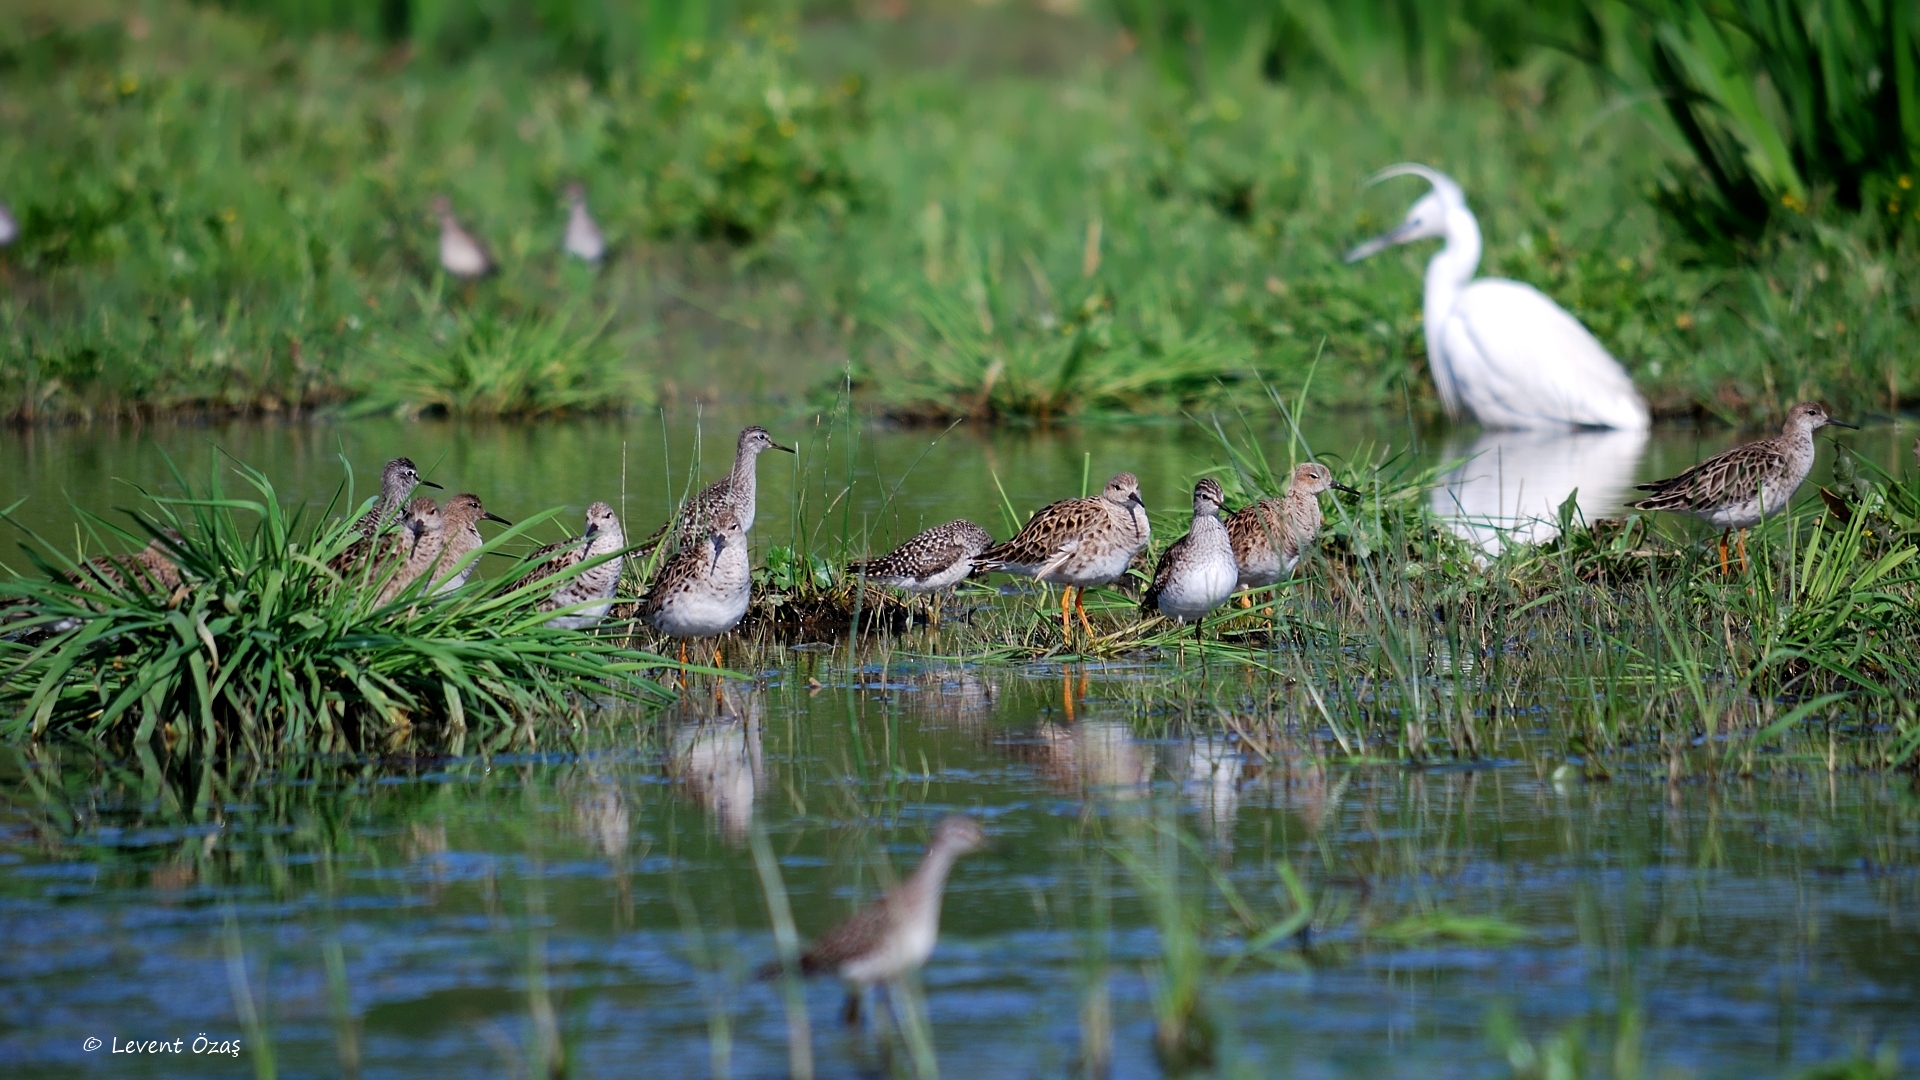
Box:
left=353, top=296, right=641, bottom=419
left=0, top=459, right=672, bottom=753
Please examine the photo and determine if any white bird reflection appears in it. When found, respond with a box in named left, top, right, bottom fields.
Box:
left=1430, top=427, right=1648, bottom=552
left=668, top=685, right=765, bottom=843
left=1181, top=733, right=1243, bottom=843
left=1031, top=719, right=1153, bottom=799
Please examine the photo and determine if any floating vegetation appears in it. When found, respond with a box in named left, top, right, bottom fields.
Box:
left=0, top=459, right=672, bottom=753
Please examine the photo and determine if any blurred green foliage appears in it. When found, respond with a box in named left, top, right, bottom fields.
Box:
left=0, top=0, right=1915, bottom=424
left=1096, top=0, right=1919, bottom=244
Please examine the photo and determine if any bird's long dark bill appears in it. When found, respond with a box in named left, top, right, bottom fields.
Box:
left=1343, top=223, right=1417, bottom=263
left=1828, top=419, right=1860, bottom=430
left=1332, top=483, right=1361, bottom=495
left=485, top=513, right=513, bottom=526
left=773, top=442, right=797, bottom=454
left=419, top=479, right=445, bottom=490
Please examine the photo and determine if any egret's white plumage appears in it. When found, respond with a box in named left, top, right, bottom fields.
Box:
left=1346, top=164, right=1649, bottom=432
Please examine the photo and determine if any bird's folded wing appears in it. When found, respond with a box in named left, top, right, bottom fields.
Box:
left=1447, top=280, right=1649, bottom=431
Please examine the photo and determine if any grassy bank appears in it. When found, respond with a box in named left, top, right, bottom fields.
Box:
left=2, top=0, right=1916, bottom=425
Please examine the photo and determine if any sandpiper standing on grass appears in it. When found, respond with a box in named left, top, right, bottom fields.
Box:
left=1141, top=478, right=1238, bottom=633
left=644, top=426, right=795, bottom=552
left=515, top=502, right=627, bottom=629
left=1227, top=463, right=1356, bottom=591
left=562, top=181, right=605, bottom=264
left=764, top=815, right=987, bottom=1026
left=640, top=508, right=751, bottom=662
left=377, top=497, right=447, bottom=604
left=1628, top=401, right=1855, bottom=570
left=979, top=473, right=1151, bottom=640
left=848, top=519, right=993, bottom=624
left=432, top=493, right=512, bottom=593
left=432, top=195, right=494, bottom=280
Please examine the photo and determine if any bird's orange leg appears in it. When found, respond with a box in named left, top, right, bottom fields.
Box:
left=1074, top=588, right=1095, bottom=639
left=1059, top=587, right=1074, bottom=642
left=1717, top=531, right=1732, bottom=575
left=1736, top=529, right=1751, bottom=574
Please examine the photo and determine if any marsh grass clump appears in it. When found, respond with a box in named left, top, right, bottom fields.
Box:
left=0, top=460, right=672, bottom=754
left=354, top=297, right=641, bottom=420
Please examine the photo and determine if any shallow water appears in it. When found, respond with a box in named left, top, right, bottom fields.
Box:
left=3, top=412, right=1919, bottom=1077
left=3, top=410, right=1916, bottom=561
left=2, top=662, right=1917, bottom=1078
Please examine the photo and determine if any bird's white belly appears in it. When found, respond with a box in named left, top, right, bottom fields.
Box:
left=648, top=582, right=749, bottom=638
left=546, top=600, right=614, bottom=631
left=1234, top=547, right=1281, bottom=589
left=840, top=917, right=937, bottom=986
left=1041, top=539, right=1142, bottom=589
left=441, top=239, right=489, bottom=278
left=900, top=559, right=973, bottom=594
left=1698, top=486, right=1789, bottom=531
left=1157, top=557, right=1238, bottom=622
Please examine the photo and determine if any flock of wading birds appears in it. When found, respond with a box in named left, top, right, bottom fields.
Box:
left=60, top=397, right=1867, bottom=664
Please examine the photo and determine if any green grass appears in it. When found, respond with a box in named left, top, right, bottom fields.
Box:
left=0, top=0, right=1915, bottom=424
left=0, top=455, right=674, bottom=753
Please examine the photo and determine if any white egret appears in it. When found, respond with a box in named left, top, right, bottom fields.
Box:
left=1345, top=164, right=1650, bottom=431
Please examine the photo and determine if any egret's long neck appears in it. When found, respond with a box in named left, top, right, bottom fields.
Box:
left=1422, top=202, right=1482, bottom=418
left=1423, top=202, right=1481, bottom=315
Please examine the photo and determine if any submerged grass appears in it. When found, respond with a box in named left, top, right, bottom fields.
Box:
left=0, top=456, right=674, bottom=754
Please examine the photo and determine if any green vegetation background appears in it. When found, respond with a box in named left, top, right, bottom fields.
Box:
left=0, top=0, right=1915, bottom=425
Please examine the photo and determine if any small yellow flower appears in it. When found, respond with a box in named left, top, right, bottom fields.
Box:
left=1617, top=257, right=1633, bottom=272
left=118, top=73, right=139, bottom=95
left=1675, top=313, right=1695, bottom=330
left=1900, top=175, right=1913, bottom=190
left=1780, top=193, right=1805, bottom=212
left=220, top=207, right=237, bottom=223
left=777, top=118, right=795, bottom=138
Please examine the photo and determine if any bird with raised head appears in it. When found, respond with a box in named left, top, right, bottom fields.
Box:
left=978, top=473, right=1151, bottom=640
left=1226, top=462, right=1357, bottom=591
left=1628, top=401, right=1854, bottom=571
left=642, top=426, right=795, bottom=553
left=1345, top=164, right=1649, bottom=431
left=759, top=815, right=987, bottom=1026
left=513, top=502, right=627, bottom=629
left=1142, top=478, right=1238, bottom=634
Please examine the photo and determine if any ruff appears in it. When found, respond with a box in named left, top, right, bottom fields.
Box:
left=1629, top=401, right=1853, bottom=569
left=1226, top=463, right=1355, bottom=589
left=978, top=473, right=1151, bottom=639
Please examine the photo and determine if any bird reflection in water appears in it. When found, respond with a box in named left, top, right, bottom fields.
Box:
left=668, top=681, right=765, bottom=843
left=1431, top=427, right=1649, bottom=552
left=1027, top=666, right=1152, bottom=799
left=1180, top=732, right=1242, bottom=845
